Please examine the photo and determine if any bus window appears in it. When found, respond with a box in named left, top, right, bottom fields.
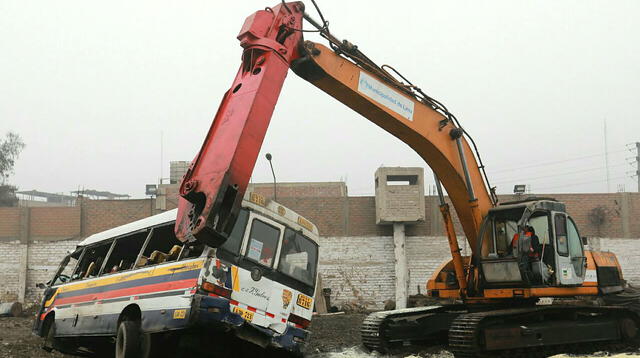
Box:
left=101, top=231, right=148, bottom=274
left=74, top=242, right=112, bottom=279
left=51, top=249, right=82, bottom=285
left=245, top=219, right=280, bottom=268
left=278, top=228, right=318, bottom=286
left=218, top=209, right=249, bottom=263
left=220, top=209, right=249, bottom=256
left=139, top=224, right=185, bottom=266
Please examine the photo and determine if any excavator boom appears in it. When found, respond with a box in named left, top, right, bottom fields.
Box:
left=176, top=1, right=493, bottom=255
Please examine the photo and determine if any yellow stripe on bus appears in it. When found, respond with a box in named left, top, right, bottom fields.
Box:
left=54, top=259, right=205, bottom=295
left=231, top=266, right=240, bottom=291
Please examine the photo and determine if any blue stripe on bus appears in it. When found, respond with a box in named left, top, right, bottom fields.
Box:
left=55, top=269, right=200, bottom=300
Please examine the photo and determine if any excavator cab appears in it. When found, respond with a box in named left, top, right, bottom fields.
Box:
left=477, top=198, right=587, bottom=288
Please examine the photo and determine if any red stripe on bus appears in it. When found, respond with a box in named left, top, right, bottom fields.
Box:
left=52, top=278, right=197, bottom=307
left=229, top=300, right=239, bottom=306
left=247, top=306, right=256, bottom=312
left=266, top=312, right=274, bottom=318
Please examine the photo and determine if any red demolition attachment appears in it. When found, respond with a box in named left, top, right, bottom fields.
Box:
left=175, top=2, right=305, bottom=246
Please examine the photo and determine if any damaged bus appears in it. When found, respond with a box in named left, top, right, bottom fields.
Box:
left=33, top=192, right=319, bottom=357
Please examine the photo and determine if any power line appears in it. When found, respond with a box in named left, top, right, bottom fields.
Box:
left=489, top=148, right=627, bottom=174
left=492, top=162, right=628, bottom=185
left=534, top=175, right=628, bottom=191
left=492, top=156, right=628, bottom=181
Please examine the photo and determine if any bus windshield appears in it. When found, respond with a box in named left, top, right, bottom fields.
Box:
left=278, top=228, right=318, bottom=286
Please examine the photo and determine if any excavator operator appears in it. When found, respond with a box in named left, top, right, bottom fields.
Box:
left=510, top=226, right=541, bottom=259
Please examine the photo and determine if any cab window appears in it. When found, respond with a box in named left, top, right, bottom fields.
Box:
left=555, top=214, right=569, bottom=256
left=278, top=228, right=318, bottom=286
left=567, top=217, right=585, bottom=275
left=245, top=219, right=280, bottom=268
left=480, top=217, right=495, bottom=258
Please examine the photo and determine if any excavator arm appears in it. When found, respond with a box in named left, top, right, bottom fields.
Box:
left=176, top=1, right=493, bottom=256
left=290, top=40, right=493, bottom=250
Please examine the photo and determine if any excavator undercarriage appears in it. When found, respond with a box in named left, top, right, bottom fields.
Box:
left=362, top=289, right=640, bottom=357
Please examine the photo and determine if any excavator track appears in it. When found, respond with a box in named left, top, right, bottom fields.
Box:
left=361, top=305, right=465, bottom=353
left=448, top=305, right=640, bottom=358
left=448, top=311, right=487, bottom=358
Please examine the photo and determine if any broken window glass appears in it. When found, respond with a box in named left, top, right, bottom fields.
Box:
left=73, top=241, right=112, bottom=279
left=101, top=231, right=148, bottom=275
left=137, top=224, right=184, bottom=267
left=51, top=250, right=82, bottom=285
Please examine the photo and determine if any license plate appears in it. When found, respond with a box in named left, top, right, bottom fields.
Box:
left=232, top=306, right=254, bottom=322
left=173, top=309, right=186, bottom=319
left=296, top=294, right=312, bottom=309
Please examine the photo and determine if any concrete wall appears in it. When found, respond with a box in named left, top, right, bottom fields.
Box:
left=1, top=235, right=639, bottom=309
left=319, top=236, right=640, bottom=310
left=0, top=239, right=80, bottom=303
left=1, top=184, right=640, bottom=308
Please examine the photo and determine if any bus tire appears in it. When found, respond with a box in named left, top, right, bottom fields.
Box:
left=43, top=317, right=74, bottom=354
left=42, top=317, right=57, bottom=352
left=116, top=320, right=141, bottom=358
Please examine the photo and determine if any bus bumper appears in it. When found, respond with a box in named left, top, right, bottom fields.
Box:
left=191, top=294, right=309, bottom=354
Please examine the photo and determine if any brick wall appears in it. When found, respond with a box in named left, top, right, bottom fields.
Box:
left=0, top=240, right=21, bottom=302
left=0, top=207, right=20, bottom=238
left=25, top=240, right=80, bottom=303
left=249, top=182, right=348, bottom=198
left=82, top=199, right=153, bottom=236
left=318, top=236, right=471, bottom=310
left=30, top=207, right=81, bottom=240
left=5, top=235, right=640, bottom=308
left=1, top=185, right=640, bottom=307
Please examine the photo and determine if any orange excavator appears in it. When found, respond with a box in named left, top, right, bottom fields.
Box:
left=174, top=2, right=640, bottom=356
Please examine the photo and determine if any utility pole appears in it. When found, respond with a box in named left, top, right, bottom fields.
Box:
left=604, top=120, right=610, bottom=192
left=636, top=142, right=640, bottom=192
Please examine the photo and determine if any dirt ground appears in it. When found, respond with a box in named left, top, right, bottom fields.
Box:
left=0, top=315, right=66, bottom=358
left=1, top=313, right=639, bottom=358
left=0, top=313, right=449, bottom=358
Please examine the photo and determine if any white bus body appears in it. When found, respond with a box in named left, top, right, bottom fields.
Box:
left=34, top=192, right=319, bottom=357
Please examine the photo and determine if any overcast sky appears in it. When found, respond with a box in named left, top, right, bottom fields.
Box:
left=2, top=0, right=639, bottom=198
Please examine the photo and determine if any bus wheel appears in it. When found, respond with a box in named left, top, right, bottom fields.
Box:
left=116, top=320, right=142, bottom=358
left=42, top=317, right=57, bottom=352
